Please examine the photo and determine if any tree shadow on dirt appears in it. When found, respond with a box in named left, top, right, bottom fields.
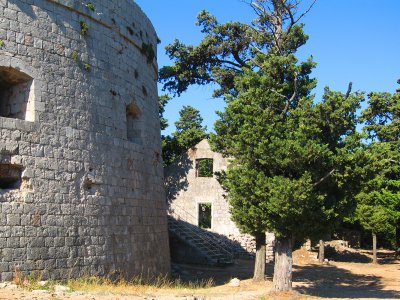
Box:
left=171, top=259, right=273, bottom=286
left=325, top=247, right=399, bottom=264
left=324, top=246, right=372, bottom=263
left=362, top=250, right=399, bottom=264
left=294, top=264, right=400, bottom=299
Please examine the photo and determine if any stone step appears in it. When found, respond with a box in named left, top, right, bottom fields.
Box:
left=168, top=216, right=234, bottom=266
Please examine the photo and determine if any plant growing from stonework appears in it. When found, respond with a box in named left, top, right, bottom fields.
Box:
left=86, top=2, right=95, bottom=11
left=72, top=50, right=78, bottom=62
left=159, top=0, right=365, bottom=291
left=0, top=39, right=4, bottom=48
left=141, top=42, right=155, bottom=63
left=83, top=63, right=91, bottom=72
left=80, top=21, right=89, bottom=36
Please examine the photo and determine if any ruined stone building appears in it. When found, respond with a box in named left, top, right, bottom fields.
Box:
left=165, top=139, right=274, bottom=261
left=0, top=0, right=170, bottom=280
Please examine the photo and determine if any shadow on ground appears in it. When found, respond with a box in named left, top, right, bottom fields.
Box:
left=173, top=257, right=399, bottom=299
left=363, top=250, right=399, bottom=264
left=294, top=263, right=400, bottom=299
left=324, top=247, right=399, bottom=264
left=325, top=247, right=372, bottom=263
left=172, top=259, right=273, bottom=285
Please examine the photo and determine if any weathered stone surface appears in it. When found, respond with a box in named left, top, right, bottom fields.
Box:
left=0, top=0, right=170, bottom=280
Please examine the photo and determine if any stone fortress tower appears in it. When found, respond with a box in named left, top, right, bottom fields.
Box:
left=0, top=0, right=170, bottom=280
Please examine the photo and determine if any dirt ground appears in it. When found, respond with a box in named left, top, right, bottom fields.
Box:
left=0, top=249, right=398, bottom=300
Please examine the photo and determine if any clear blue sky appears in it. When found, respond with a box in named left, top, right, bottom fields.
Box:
left=135, top=0, right=400, bottom=135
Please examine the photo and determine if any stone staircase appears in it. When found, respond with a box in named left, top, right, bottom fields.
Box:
left=168, top=216, right=234, bottom=266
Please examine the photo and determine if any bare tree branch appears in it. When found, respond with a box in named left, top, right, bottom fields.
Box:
left=215, top=58, right=244, bottom=69
left=344, top=82, right=353, bottom=99
left=293, top=0, right=318, bottom=24
left=224, top=65, right=244, bottom=73
left=270, top=89, right=287, bottom=99
left=280, top=72, right=298, bottom=117
left=283, top=2, right=296, bottom=32
left=313, top=168, right=336, bottom=187
left=281, top=0, right=317, bottom=38
left=251, top=1, right=269, bottom=17
left=232, top=51, right=252, bottom=69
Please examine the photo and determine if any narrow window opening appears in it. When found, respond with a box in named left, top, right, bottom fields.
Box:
left=198, top=203, right=212, bottom=229
left=0, top=164, right=22, bottom=190
left=195, top=158, right=213, bottom=177
left=0, top=67, right=35, bottom=121
left=126, top=102, right=142, bottom=143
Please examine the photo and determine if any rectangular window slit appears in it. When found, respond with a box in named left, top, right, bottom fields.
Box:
left=0, top=66, right=35, bottom=121
left=126, top=102, right=142, bottom=144
left=195, top=158, right=213, bottom=177
left=198, top=203, right=212, bottom=229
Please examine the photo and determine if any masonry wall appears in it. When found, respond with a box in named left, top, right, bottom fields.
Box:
left=0, top=0, right=170, bottom=280
left=166, top=140, right=237, bottom=236
left=165, top=140, right=274, bottom=261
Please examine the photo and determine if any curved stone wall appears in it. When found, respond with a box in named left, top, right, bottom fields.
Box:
left=0, top=0, right=170, bottom=280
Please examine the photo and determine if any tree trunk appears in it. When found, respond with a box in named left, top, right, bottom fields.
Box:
left=318, top=239, right=325, bottom=264
left=395, top=222, right=400, bottom=259
left=397, top=220, right=400, bottom=248
left=272, top=237, right=293, bottom=292
left=253, top=232, right=266, bottom=281
left=372, top=232, right=378, bottom=264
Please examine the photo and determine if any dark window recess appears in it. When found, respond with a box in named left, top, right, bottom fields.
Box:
left=0, top=164, right=22, bottom=190
left=0, top=66, right=34, bottom=120
left=196, top=158, right=213, bottom=177
left=198, top=203, right=212, bottom=229
left=126, top=102, right=142, bottom=143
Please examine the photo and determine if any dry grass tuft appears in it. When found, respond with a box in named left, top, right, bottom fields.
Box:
left=13, top=268, right=53, bottom=291
left=66, top=274, right=215, bottom=294
left=12, top=269, right=215, bottom=295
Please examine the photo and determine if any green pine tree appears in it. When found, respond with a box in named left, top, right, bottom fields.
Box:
left=160, top=0, right=364, bottom=290
left=173, top=105, right=207, bottom=151
left=162, top=106, right=207, bottom=166
left=355, top=88, right=400, bottom=263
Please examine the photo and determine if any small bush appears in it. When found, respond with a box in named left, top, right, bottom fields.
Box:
left=141, top=42, right=155, bottom=64
left=86, top=2, right=95, bottom=11
left=83, top=63, right=91, bottom=72
left=72, top=50, right=78, bottom=61
left=80, top=21, right=89, bottom=36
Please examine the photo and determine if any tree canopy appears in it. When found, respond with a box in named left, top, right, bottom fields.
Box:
left=158, top=0, right=396, bottom=292
left=158, top=94, right=170, bottom=131
left=354, top=89, right=400, bottom=251
left=160, top=0, right=317, bottom=99
left=161, top=105, right=207, bottom=166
